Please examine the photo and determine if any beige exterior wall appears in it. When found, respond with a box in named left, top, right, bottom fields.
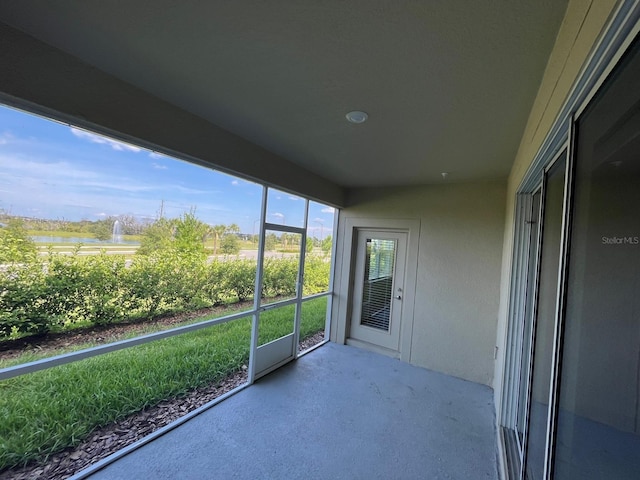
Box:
left=334, top=181, right=506, bottom=386
left=493, top=0, right=619, bottom=401
left=331, top=0, right=622, bottom=395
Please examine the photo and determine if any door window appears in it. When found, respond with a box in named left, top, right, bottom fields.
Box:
left=360, top=238, right=396, bottom=331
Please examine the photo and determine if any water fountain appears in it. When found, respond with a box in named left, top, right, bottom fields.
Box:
left=112, top=220, right=122, bottom=244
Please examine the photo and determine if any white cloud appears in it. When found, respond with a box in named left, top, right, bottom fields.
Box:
left=152, top=162, right=168, bottom=170
left=70, top=127, right=142, bottom=153
left=313, top=217, right=324, bottom=223
left=0, top=156, right=99, bottom=181
left=321, top=207, right=335, bottom=213
left=231, top=180, right=239, bottom=186
left=68, top=180, right=157, bottom=193
left=288, top=196, right=300, bottom=201
left=174, top=185, right=212, bottom=195
left=0, top=154, right=213, bottom=220
left=271, top=212, right=284, bottom=219
left=149, top=152, right=167, bottom=159
left=0, top=131, right=13, bottom=145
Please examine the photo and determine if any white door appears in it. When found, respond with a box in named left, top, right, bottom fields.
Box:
left=253, top=227, right=304, bottom=378
left=349, top=230, right=407, bottom=352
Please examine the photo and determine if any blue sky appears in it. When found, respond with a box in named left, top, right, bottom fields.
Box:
left=0, top=105, right=334, bottom=235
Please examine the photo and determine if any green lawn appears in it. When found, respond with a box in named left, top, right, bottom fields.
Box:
left=0, top=297, right=326, bottom=471
left=0, top=301, right=254, bottom=369
left=27, top=230, right=96, bottom=239
left=28, top=230, right=142, bottom=242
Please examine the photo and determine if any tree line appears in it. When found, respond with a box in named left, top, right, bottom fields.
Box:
left=0, top=213, right=333, bottom=263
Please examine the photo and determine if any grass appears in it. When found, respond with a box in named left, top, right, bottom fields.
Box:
left=0, top=297, right=326, bottom=471
left=257, top=297, right=327, bottom=346
left=0, top=301, right=254, bottom=369
left=28, top=230, right=143, bottom=242
left=27, top=230, right=97, bottom=239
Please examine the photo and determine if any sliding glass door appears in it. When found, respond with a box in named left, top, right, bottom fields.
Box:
left=502, top=31, right=640, bottom=480
left=523, top=156, right=566, bottom=479
left=552, top=39, right=640, bottom=479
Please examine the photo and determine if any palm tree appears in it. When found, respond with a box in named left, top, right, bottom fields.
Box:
left=211, top=224, right=226, bottom=255
left=226, top=223, right=240, bottom=234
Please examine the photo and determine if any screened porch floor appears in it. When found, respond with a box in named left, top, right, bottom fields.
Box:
left=85, top=343, right=498, bottom=479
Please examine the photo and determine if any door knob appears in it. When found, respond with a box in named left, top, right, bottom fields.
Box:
left=395, top=295, right=402, bottom=300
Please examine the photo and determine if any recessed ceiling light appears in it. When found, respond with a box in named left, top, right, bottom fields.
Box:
left=346, top=111, right=368, bottom=124
left=441, top=172, right=449, bottom=179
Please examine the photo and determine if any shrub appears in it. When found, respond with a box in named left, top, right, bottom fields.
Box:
left=221, top=260, right=256, bottom=302
left=201, top=261, right=225, bottom=306
left=303, top=255, right=331, bottom=295
left=126, top=252, right=190, bottom=319
left=262, top=257, right=297, bottom=298
left=0, top=251, right=330, bottom=339
left=0, top=219, right=37, bottom=264
left=220, top=234, right=240, bottom=255
left=0, top=262, right=54, bottom=337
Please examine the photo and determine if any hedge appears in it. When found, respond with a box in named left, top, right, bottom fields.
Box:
left=0, top=251, right=330, bottom=338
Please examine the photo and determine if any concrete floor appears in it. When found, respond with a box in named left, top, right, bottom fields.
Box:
left=87, top=343, right=498, bottom=479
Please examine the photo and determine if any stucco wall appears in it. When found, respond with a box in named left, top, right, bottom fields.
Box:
left=334, top=181, right=506, bottom=386
left=493, top=0, right=619, bottom=401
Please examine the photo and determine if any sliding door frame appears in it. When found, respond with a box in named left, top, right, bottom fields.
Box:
left=499, top=3, right=640, bottom=478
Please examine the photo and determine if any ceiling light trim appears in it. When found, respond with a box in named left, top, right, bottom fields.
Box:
left=345, top=111, right=368, bottom=124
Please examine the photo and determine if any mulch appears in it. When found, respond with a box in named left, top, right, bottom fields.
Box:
left=0, top=369, right=249, bottom=480
left=0, top=315, right=325, bottom=480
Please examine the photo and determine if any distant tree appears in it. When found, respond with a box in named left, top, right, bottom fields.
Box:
left=306, top=236, right=314, bottom=253
left=226, top=223, right=240, bottom=234
left=137, top=212, right=209, bottom=257
left=0, top=218, right=37, bottom=263
left=137, top=217, right=175, bottom=255
left=321, top=235, right=332, bottom=254
left=210, top=224, right=226, bottom=255
left=118, top=214, right=144, bottom=235
left=265, top=232, right=278, bottom=251
left=174, top=211, right=208, bottom=257
left=281, top=232, right=290, bottom=250
left=90, top=218, right=113, bottom=241
left=220, top=234, right=240, bottom=255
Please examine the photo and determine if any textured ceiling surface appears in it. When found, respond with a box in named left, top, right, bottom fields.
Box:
left=0, top=1, right=568, bottom=187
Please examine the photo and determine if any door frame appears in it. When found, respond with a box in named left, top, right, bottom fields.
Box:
left=332, top=217, right=420, bottom=363
left=349, top=229, right=408, bottom=352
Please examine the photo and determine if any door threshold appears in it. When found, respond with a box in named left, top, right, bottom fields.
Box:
left=346, top=338, right=400, bottom=359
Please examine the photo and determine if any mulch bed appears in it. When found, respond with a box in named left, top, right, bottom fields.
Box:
left=0, top=310, right=325, bottom=480
left=0, top=369, right=249, bottom=480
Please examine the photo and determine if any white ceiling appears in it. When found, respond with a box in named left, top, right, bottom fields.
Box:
left=0, top=1, right=568, bottom=188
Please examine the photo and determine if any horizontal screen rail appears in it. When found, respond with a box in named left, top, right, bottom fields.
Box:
left=1, top=292, right=332, bottom=381
left=301, top=291, right=332, bottom=301
left=263, top=222, right=306, bottom=235
left=259, top=291, right=331, bottom=311
left=0, top=310, right=252, bottom=381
